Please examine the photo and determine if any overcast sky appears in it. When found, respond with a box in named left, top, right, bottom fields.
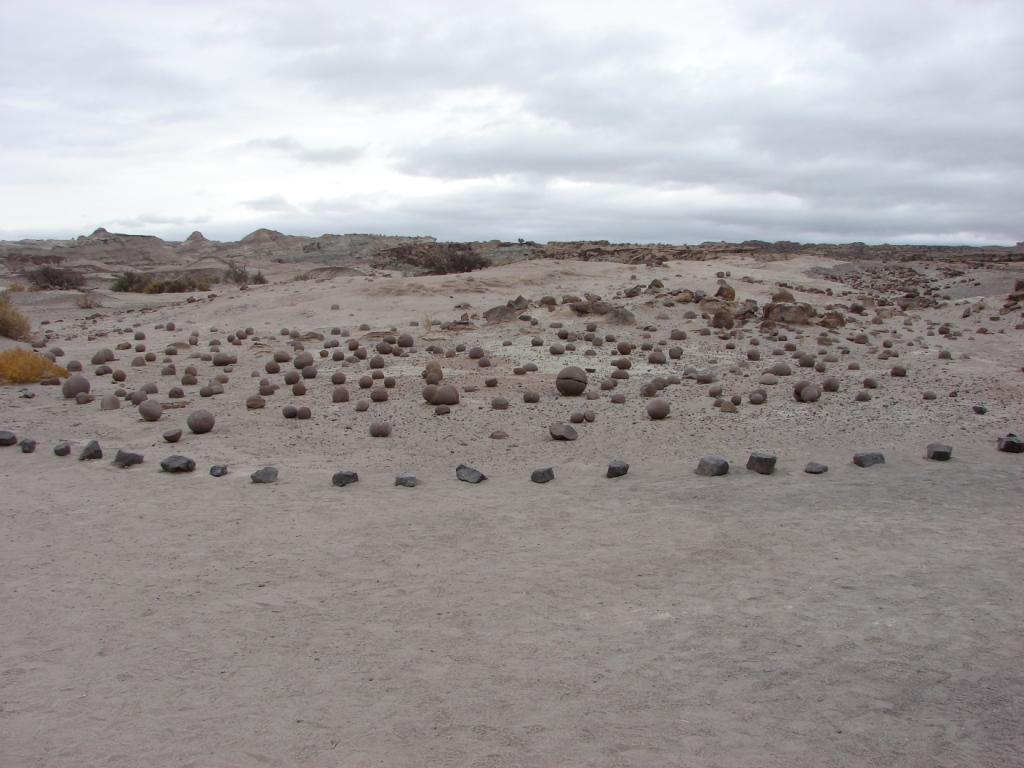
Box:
left=1, top=0, right=1021, bottom=245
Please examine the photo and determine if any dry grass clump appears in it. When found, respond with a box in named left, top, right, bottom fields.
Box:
left=112, top=271, right=217, bottom=293
left=4, top=281, right=28, bottom=292
left=76, top=292, right=103, bottom=309
left=0, top=349, right=68, bottom=383
left=27, top=266, right=85, bottom=290
left=0, top=293, right=31, bottom=340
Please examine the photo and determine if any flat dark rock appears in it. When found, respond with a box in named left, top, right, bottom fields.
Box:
left=925, top=443, right=953, bottom=461
left=746, top=452, right=777, bottom=475
left=853, top=452, right=885, bottom=468
left=210, top=465, right=229, bottom=477
left=113, top=449, right=144, bottom=468
left=456, top=464, right=486, bottom=483
left=0, top=430, right=16, bottom=447
left=607, top=460, right=629, bottom=478
left=549, top=423, right=578, bottom=441
left=79, top=440, right=103, bottom=461
left=19, top=439, right=36, bottom=454
left=804, top=462, right=829, bottom=475
left=160, top=455, right=195, bottom=473
left=997, top=433, right=1023, bottom=453
left=251, top=467, right=278, bottom=484
left=54, top=442, right=71, bottom=457
left=696, top=456, right=729, bottom=476
left=332, top=470, right=359, bottom=487
left=395, top=473, right=417, bottom=488
left=531, top=467, right=555, bottom=484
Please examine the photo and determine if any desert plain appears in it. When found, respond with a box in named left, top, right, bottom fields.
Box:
left=1, top=232, right=1023, bottom=767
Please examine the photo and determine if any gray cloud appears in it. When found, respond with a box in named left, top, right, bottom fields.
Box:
left=0, top=0, right=1021, bottom=244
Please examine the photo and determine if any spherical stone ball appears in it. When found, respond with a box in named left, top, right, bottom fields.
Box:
left=799, top=384, right=822, bottom=403
left=555, top=366, right=588, bottom=396
left=646, top=398, right=670, bottom=420
left=62, top=374, right=91, bottom=399
left=282, top=405, right=297, bottom=418
left=187, top=409, right=215, bottom=434
left=432, top=384, right=460, bottom=406
left=138, top=399, right=162, bottom=421
left=491, top=397, right=509, bottom=410
left=284, top=370, right=300, bottom=385
left=369, top=421, right=391, bottom=437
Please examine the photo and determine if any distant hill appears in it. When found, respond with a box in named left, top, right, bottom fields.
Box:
left=1, top=228, right=1020, bottom=285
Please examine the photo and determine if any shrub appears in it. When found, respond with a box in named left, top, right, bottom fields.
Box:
left=422, top=246, right=490, bottom=275
left=76, top=292, right=103, bottom=309
left=0, top=294, right=31, bottom=340
left=251, top=270, right=268, bottom=285
left=4, top=282, right=28, bottom=292
left=112, top=271, right=151, bottom=292
left=225, top=262, right=250, bottom=285
left=27, top=266, right=85, bottom=290
left=113, top=271, right=215, bottom=293
left=0, top=348, right=69, bottom=384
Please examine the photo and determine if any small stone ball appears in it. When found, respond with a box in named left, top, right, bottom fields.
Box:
left=186, top=409, right=215, bottom=434
left=139, top=399, right=163, bottom=421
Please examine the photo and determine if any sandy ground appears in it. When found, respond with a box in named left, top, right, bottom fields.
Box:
left=2, top=255, right=1023, bottom=767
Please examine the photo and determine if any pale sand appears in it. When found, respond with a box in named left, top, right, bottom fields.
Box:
left=2, top=255, right=1023, bottom=766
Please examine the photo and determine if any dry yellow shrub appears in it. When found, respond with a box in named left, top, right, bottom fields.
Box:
left=0, top=348, right=69, bottom=384
left=0, top=294, right=31, bottom=341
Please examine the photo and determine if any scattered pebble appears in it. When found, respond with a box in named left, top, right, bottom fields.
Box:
left=332, top=470, right=359, bottom=487
left=251, top=467, right=278, bottom=484
left=531, top=467, right=555, bottom=483
left=456, top=464, right=486, bottom=483
left=160, top=455, right=195, bottom=473
left=746, top=452, right=777, bottom=475
left=79, top=440, right=103, bottom=461
left=696, top=456, right=729, bottom=476
left=853, top=452, right=885, bottom=468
